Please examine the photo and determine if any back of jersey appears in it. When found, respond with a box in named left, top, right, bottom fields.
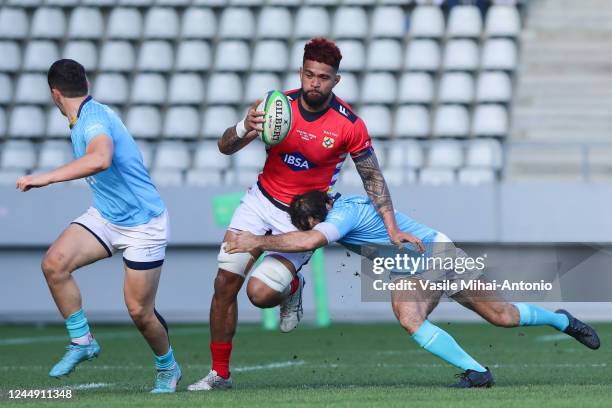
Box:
left=70, top=98, right=164, bottom=227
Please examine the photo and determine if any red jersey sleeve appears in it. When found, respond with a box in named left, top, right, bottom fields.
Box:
left=347, top=117, right=372, bottom=158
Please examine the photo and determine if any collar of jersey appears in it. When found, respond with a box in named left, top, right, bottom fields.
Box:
left=69, top=95, right=93, bottom=129
left=298, top=92, right=331, bottom=122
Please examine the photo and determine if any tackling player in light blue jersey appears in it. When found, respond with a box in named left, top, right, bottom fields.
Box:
left=226, top=190, right=601, bottom=388
left=16, top=59, right=181, bottom=393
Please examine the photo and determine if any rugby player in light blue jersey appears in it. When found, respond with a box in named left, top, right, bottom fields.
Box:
left=225, top=190, right=600, bottom=388
left=15, top=59, right=181, bottom=393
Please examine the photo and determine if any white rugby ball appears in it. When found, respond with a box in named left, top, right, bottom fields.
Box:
left=256, top=90, right=292, bottom=146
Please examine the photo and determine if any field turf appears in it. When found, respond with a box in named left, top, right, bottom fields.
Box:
left=1, top=322, right=610, bottom=407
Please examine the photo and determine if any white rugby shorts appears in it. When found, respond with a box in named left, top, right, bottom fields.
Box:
left=227, top=182, right=312, bottom=276
left=72, top=207, right=169, bottom=270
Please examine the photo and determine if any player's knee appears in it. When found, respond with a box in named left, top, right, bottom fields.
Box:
left=397, top=313, right=425, bottom=335
left=246, top=277, right=279, bottom=308
left=250, top=257, right=294, bottom=295
left=41, top=251, right=70, bottom=283
left=126, top=303, right=150, bottom=325
left=488, top=305, right=519, bottom=328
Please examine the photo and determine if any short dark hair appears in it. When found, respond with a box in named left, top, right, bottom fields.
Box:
left=47, top=59, right=88, bottom=97
left=303, top=37, right=342, bottom=71
left=289, top=190, right=330, bottom=231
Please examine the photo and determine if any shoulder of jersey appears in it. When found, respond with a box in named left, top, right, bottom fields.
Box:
left=284, top=89, right=301, bottom=101
left=329, top=95, right=359, bottom=124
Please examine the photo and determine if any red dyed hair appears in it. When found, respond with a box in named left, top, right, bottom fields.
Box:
left=303, top=37, right=342, bottom=71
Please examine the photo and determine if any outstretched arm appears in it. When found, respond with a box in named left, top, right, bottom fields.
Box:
left=353, top=148, right=402, bottom=244
left=16, top=134, right=113, bottom=192
left=218, top=99, right=265, bottom=155
left=225, top=230, right=328, bottom=254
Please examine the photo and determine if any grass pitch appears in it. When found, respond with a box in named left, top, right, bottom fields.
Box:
left=1, top=322, right=610, bottom=407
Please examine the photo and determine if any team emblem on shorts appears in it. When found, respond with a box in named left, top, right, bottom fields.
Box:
left=322, top=136, right=335, bottom=149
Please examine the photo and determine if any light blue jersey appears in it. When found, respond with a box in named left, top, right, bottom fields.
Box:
left=314, top=195, right=438, bottom=246
left=70, top=97, right=164, bottom=227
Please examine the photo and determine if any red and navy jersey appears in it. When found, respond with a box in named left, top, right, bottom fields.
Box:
left=258, top=89, right=372, bottom=205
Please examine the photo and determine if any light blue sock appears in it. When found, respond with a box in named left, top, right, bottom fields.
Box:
left=65, top=309, right=90, bottom=339
left=154, top=347, right=176, bottom=370
left=412, top=320, right=486, bottom=373
left=514, top=303, right=569, bottom=331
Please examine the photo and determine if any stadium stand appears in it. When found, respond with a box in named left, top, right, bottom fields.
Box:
left=0, top=1, right=523, bottom=186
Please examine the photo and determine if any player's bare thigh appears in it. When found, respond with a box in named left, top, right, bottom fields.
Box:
left=451, top=278, right=519, bottom=328
left=391, top=277, right=444, bottom=335
left=42, top=223, right=110, bottom=277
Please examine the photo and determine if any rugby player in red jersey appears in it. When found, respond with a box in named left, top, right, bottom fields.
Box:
left=188, top=37, right=423, bottom=391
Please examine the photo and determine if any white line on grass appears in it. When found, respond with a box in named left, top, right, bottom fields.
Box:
left=69, top=383, right=111, bottom=390
left=536, top=333, right=571, bottom=342
left=233, top=360, right=305, bottom=372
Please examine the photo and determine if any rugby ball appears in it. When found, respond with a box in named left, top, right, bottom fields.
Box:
left=256, top=90, right=292, bottom=146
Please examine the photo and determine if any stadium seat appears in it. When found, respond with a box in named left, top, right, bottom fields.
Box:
left=131, top=74, right=166, bottom=105
left=151, top=169, right=184, bottom=187
left=193, top=141, right=231, bottom=170
left=0, top=8, right=29, bottom=39
left=367, top=40, right=402, bottom=71
left=23, top=41, right=59, bottom=72
left=409, top=6, right=445, bottom=38
left=447, top=5, right=482, bottom=38
left=333, top=7, right=368, bottom=39
left=46, top=107, right=69, bottom=138
left=458, top=167, right=496, bottom=184
left=227, top=169, right=262, bottom=186
left=335, top=41, right=365, bottom=71
left=154, top=141, right=190, bottom=170
left=476, top=72, right=512, bottom=103
left=163, top=107, right=200, bottom=139
left=182, top=8, right=216, bottom=39
left=94, top=74, right=129, bottom=105
left=0, top=108, right=6, bottom=137
left=443, top=40, right=479, bottom=71
left=438, top=72, right=475, bottom=104
left=31, top=8, right=66, bottom=39
left=107, top=8, right=142, bottom=40
left=344, top=0, right=376, bottom=3
left=333, top=73, right=358, bottom=104
left=252, top=41, right=289, bottom=72
left=144, top=8, right=179, bottom=39
left=398, top=73, right=434, bottom=104
left=168, top=74, right=205, bottom=105
left=135, top=140, right=153, bottom=169
left=481, top=39, right=518, bottom=71
left=176, top=41, right=212, bottom=72
left=0, top=42, right=21, bottom=72
left=268, top=0, right=300, bottom=5
left=245, top=73, right=281, bottom=102
left=359, top=105, right=392, bottom=139
left=126, top=106, right=162, bottom=139
left=186, top=169, right=224, bottom=187
left=304, top=0, right=339, bottom=5
left=428, top=139, right=464, bottom=169
left=289, top=40, right=308, bottom=71
left=207, top=73, right=242, bottom=104
left=466, top=138, right=503, bottom=169
left=383, top=168, right=406, bottom=186
left=46, top=0, right=80, bottom=5
left=192, top=0, right=227, bottom=5
left=433, top=105, right=470, bottom=138
left=6, top=0, right=42, bottom=5
left=38, top=140, right=71, bottom=169
left=405, top=40, right=441, bottom=72
left=361, top=73, right=396, bottom=104
left=99, top=42, right=136, bottom=72
left=235, top=142, right=267, bottom=169
left=371, top=7, right=406, bottom=38
left=138, top=41, right=174, bottom=72
left=394, top=105, right=430, bottom=138
left=9, top=106, right=46, bottom=138
left=82, top=0, right=115, bottom=5
left=118, top=0, right=155, bottom=5
left=387, top=140, right=424, bottom=168
left=294, top=7, right=330, bottom=39
left=419, top=167, right=456, bottom=185
left=0, top=74, right=12, bottom=105
left=472, top=104, right=508, bottom=137
left=1, top=141, right=36, bottom=170
left=219, top=8, right=255, bottom=39
left=215, top=41, right=250, bottom=72
left=231, top=0, right=266, bottom=5
left=63, top=41, right=97, bottom=72
left=15, top=74, right=50, bottom=104
left=283, top=72, right=300, bottom=93
left=157, top=0, right=191, bottom=5
left=257, top=7, right=292, bottom=39
left=202, top=106, right=238, bottom=139
left=485, top=5, right=521, bottom=38
left=68, top=8, right=104, bottom=39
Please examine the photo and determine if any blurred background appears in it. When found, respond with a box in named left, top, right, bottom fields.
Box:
left=1, top=0, right=611, bottom=325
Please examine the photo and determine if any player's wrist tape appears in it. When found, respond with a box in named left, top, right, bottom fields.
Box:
left=235, top=119, right=248, bottom=139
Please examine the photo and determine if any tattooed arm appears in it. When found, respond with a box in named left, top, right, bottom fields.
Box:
left=218, top=99, right=264, bottom=155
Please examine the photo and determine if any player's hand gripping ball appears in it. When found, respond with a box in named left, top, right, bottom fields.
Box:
left=256, top=90, right=292, bottom=146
